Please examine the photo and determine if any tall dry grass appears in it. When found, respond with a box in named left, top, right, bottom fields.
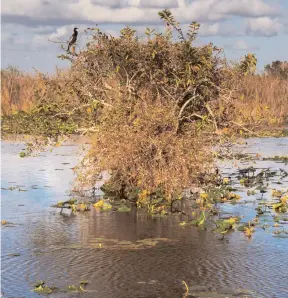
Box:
left=234, top=75, right=288, bottom=127
left=1, top=67, right=37, bottom=116
left=2, top=69, right=286, bottom=130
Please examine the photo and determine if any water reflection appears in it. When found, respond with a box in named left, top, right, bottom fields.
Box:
left=1, top=139, right=288, bottom=298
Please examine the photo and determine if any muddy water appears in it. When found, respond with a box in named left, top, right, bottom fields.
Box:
left=1, top=139, right=288, bottom=298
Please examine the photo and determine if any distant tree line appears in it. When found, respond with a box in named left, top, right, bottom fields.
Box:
left=265, top=60, right=288, bottom=79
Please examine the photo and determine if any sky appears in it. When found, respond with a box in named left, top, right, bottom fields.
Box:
left=1, top=0, right=288, bottom=73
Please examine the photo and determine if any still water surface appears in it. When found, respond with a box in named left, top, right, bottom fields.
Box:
left=1, top=139, right=288, bottom=298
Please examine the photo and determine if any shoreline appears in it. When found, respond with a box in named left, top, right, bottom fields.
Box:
left=1, top=134, right=91, bottom=145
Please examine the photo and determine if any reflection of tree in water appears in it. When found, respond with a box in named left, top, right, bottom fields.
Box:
left=28, top=213, right=79, bottom=248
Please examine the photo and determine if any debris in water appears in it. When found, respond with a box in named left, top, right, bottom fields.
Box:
left=8, top=253, right=20, bottom=257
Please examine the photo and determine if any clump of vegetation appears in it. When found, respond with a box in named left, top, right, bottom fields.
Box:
left=1, top=67, right=36, bottom=116
left=214, top=217, right=240, bottom=235
left=272, top=189, right=283, bottom=198
left=1, top=69, right=96, bottom=140
left=67, top=281, right=88, bottom=292
left=198, top=186, right=241, bottom=205
left=1, top=10, right=288, bottom=211
left=52, top=198, right=91, bottom=213
left=273, top=229, right=288, bottom=238
left=33, top=281, right=54, bottom=295
left=264, top=156, right=288, bottom=163
left=272, top=195, right=288, bottom=213
left=117, top=205, right=131, bottom=212
left=265, top=60, right=288, bottom=80
left=243, top=224, right=254, bottom=238
left=231, top=74, right=288, bottom=131
left=71, top=10, right=225, bottom=204
left=1, top=219, right=16, bottom=227
left=93, top=199, right=112, bottom=211
left=19, top=152, right=26, bottom=158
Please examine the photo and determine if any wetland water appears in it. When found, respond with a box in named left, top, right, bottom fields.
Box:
left=1, top=139, right=288, bottom=298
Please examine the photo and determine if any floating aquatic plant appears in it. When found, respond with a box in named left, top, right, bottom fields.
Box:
left=214, top=217, right=240, bottom=235
left=71, top=204, right=77, bottom=214
left=33, top=281, right=54, bottom=295
left=77, top=203, right=90, bottom=211
left=272, top=189, right=283, bottom=198
left=272, top=195, right=288, bottom=213
left=19, top=152, right=26, bottom=158
left=117, top=205, right=131, bottom=212
left=247, top=189, right=256, bottom=196
left=222, top=177, right=230, bottom=185
left=179, top=221, right=188, bottom=227
left=93, top=199, right=112, bottom=211
left=93, top=199, right=104, bottom=208
left=273, top=230, right=288, bottom=238
left=67, top=281, right=88, bottom=292
left=244, top=223, right=254, bottom=238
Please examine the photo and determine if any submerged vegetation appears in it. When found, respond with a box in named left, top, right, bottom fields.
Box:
left=32, top=280, right=88, bottom=295
left=48, top=162, right=288, bottom=241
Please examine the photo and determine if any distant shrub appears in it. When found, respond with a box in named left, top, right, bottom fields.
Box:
left=265, top=60, right=288, bottom=80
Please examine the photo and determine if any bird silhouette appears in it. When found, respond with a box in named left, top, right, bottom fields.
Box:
left=67, top=27, right=78, bottom=52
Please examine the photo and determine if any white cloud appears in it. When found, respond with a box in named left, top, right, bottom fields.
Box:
left=214, top=0, right=279, bottom=17
left=245, top=17, right=283, bottom=36
left=2, top=0, right=279, bottom=27
left=139, top=0, right=178, bottom=8
left=90, top=0, right=130, bottom=8
left=198, top=22, right=237, bottom=37
left=234, top=40, right=249, bottom=50
left=2, top=0, right=287, bottom=72
left=225, top=40, right=260, bottom=51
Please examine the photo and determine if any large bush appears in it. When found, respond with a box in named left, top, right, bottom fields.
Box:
left=70, top=10, right=226, bottom=200
left=2, top=10, right=287, bottom=204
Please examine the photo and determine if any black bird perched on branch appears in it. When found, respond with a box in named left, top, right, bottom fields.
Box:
left=67, top=27, right=78, bottom=52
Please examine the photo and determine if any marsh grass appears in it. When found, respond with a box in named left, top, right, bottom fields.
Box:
left=1, top=67, right=36, bottom=116
left=234, top=75, right=288, bottom=127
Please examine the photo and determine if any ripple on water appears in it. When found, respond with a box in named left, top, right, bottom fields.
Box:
left=1, top=139, right=288, bottom=298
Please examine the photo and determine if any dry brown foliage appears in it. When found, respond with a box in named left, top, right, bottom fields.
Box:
left=234, top=75, right=288, bottom=127
left=76, top=90, right=213, bottom=198
left=1, top=10, right=287, bottom=202
left=1, top=67, right=36, bottom=116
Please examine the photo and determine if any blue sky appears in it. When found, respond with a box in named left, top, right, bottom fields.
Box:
left=1, top=0, right=287, bottom=73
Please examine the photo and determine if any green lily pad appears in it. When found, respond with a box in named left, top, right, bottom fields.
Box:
left=33, top=281, right=54, bottom=295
